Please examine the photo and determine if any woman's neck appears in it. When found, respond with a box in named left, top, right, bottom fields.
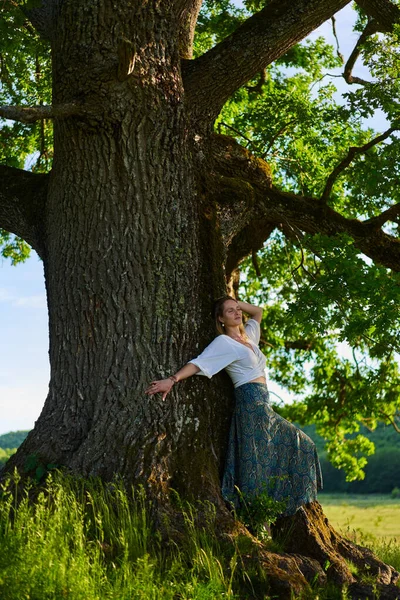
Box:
left=225, top=326, right=242, bottom=339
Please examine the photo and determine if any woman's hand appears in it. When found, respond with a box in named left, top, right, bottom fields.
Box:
left=145, top=378, right=174, bottom=400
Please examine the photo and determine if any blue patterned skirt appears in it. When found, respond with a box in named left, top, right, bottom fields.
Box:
left=221, top=382, right=322, bottom=516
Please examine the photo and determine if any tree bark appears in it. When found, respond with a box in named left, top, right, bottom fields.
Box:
left=0, top=166, right=47, bottom=258
left=6, top=0, right=232, bottom=505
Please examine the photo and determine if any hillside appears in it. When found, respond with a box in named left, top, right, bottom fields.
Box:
left=0, top=430, right=29, bottom=449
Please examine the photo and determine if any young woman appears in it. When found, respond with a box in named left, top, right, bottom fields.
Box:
left=145, top=296, right=322, bottom=515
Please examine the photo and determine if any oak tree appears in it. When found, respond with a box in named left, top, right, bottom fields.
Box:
left=2, top=0, right=400, bottom=596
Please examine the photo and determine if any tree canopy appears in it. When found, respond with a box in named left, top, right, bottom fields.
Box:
left=1, top=0, right=400, bottom=483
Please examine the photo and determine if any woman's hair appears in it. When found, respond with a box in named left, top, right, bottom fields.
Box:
left=213, top=296, right=248, bottom=339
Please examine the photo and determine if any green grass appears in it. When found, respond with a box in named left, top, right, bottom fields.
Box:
left=0, top=471, right=247, bottom=600
left=1, top=475, right=400, bottom=600
left=320, top=493, right=400, bottom=541
left=320, top=493, right=400, bottom=572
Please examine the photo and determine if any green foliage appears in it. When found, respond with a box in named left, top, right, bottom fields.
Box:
left=0, top=231, right=30, bottom=264
left=391, top=487, right=400, bottom=499
left=320, top=448, right=400, bottom=494
left=23, top=453, right=60, bottom=482
left=0, top=1, right=52, bottom=171
left=234, top=483, right=287, bottom=539
left=1, top=1, right=53, bottom=264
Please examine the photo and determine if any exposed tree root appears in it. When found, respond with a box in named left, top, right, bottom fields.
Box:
left=160, top=497, right=399, bottom=598
left=268, top=501, right=400, bottom=598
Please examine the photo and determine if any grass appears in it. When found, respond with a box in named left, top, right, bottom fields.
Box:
left=1, top=474, right=400, bottom=600
left=320, top=493, right=400, bottom=573
left=319, top=493, right=400, bottom=541
left=0, top=471, right=247, bottom=600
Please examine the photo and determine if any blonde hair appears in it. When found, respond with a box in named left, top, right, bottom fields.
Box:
left=213, top=296, right=248, bottom=339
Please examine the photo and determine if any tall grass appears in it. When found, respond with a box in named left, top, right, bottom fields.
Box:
left=1, top=473, right=399, bottom=599
left=0, top=470, right=245, bottom=600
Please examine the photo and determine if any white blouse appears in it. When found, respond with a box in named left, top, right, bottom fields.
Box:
left=188, top=319, right=267, bottom=388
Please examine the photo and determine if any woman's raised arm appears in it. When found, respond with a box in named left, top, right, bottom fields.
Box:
left=237, top=300, right=263, bottom=323
left=145, top=362, right=200, bottom=400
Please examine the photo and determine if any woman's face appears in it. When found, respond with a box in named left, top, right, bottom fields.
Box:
left=220, top=300, right=242, bottom=328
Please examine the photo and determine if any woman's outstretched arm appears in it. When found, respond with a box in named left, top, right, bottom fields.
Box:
left=237, top=300, right=263, bottom=323
left=145, top=362, right=200, bottom=400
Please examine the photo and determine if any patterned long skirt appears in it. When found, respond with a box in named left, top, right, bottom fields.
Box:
left=221, top=382, right=323, bottom=516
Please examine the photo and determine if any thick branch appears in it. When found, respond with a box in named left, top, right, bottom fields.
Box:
left=0, top=103, right=85, bottom=124
left=355, top=0, right=400, bottom=33
left=343, top=20, right=378, bottom=85
left=183, top=0, right=350, bottom=124
left=364, top=203, right=400, bottom=228
left=176, top=0, right=203, bottom=59
left=226, top=220, right=276, bottom=278
left=207, top=134, right=400, bottom=272
left=0, top=166, right=48, bottom=258
left=321, top=126, right=398, bottom=203
left=266, top=189, right=400, bottom=270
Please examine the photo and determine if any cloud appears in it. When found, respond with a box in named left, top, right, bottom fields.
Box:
left=14, top=295, right=47, bottom=309
left=0, top=288, right=46, bottom=309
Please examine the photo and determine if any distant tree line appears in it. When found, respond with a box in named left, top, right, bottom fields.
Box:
left=301, top=424, right=400, bottom=495
left=0, top=431, right=28, bottom=467
left=1, top=428, right=399, bottom=494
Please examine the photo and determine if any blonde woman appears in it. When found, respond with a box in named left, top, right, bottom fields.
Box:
left=146, top=296, right=322, bottom=515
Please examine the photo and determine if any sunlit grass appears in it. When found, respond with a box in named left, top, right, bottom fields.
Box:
left=0, top=471, right=244, bottom=600
left=1, top=476, right=400, bottom=600
left=319, top=493, right=400, bottom=541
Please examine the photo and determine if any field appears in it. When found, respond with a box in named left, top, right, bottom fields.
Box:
left=320, top=493, right=400, bottom=541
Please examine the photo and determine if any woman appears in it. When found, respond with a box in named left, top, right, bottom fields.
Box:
left=145, top=296, right=322, bottom=516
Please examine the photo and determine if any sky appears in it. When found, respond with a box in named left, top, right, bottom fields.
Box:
left=0, top=4, right=383, bottom=435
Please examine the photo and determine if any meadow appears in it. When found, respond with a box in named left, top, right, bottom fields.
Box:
left=319, top=493, right=400, bottom=542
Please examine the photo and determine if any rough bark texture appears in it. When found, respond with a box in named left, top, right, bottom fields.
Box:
left=3, top=0, right=400, bottom=597
left=6, top=0, right=234, bottom=506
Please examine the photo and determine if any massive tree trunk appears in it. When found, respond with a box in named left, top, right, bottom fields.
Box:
left=6, top=0, right=233, bottom=503
left=3, top=0, right=400, bottom=597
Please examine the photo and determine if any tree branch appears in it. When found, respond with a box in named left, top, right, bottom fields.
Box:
left=321, top=125, right=398, bottom=203
left=0, top=103, right=85, bottom=124
left=343, top=20, right=378, bottom=85
left=355, top=0, right=400, bottom=33
left=331, top=16, right=345, bottom=63
left=207, top=134, right=400, bottom=273
left=183, top=0, right=351, bottom=125
left=0, top=166, right=48, bottom=258
left=176, top=0, right=203, bottom=59
left=378, top=411, right=400, bottom=433
left=363, top=203, right=400, bottom=229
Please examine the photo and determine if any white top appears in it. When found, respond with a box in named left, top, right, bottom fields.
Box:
left=188, top=319, right=267, bottom=388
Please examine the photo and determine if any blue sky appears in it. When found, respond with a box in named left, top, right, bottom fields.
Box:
left=0, top=253, right=49, bottom=434
left=0, top=5, right=380, bottom=435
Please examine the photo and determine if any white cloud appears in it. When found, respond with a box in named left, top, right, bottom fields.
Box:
left=0, top=289, right=46, bottom=309
left=14, top=295, right=47, bottom=309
